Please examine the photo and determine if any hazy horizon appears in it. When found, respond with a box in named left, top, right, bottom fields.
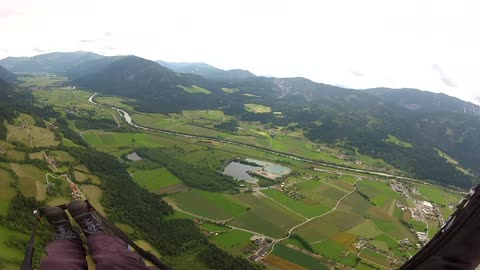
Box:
left=1, top=0, right=479, bottom=104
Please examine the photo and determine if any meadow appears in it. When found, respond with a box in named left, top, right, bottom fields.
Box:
left=131, top=167, right=182, bottom=192
left=169, top=189, right=248, bottom=220
left=228, top=194, right=304, bottom=239
left=211, top=230, right=253, bottom=256
left=270, top=244, right=328, bottom=270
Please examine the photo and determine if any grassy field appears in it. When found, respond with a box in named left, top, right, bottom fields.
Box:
left=221, top=87, right=239, bottom=93
left=293, top=210, right=363, bottom=243
left=261, top=188, right=331, bottom=218
left=263, top=254, right=307, bottom=270
left=416, top=183, right=462, bottom=206
left=0, top=169, right=16, bottom=216
left=356, top=180, right=400, bottom=207
left=359, top=248, right=390, bottom=268
left=271, top=244, right=329, bottom=270
left=81, top=184, right=105, bottom=215
left=0, top=226, right=29, bottom=263
left=211, top=229, right=253, bottom=256
left=200, top=222, right=230, bottom=232
left=177, top=85, right=212, bottom=94
left=244, top=103, right=272, bottom=113
left=10, top=163, right=47, bottom=200
left=348, top=220, right=383, bottom=238
left=94, top=95, right=136, bottom=111
left=51, top=150, right=76, bottom=162
left=131, top=167, right=182, bottom=192
left=312, top=240, right=359, bottom=267
left=18, top=74, right=66, bottom=87
left=229, top=194, right=304, bottom=238
left=384, top=134, right=412, bottom=148
left=3, top=150, right=26, bottom=161
left=74, top=170, right=102, bottom=185
left=169, top=189, right=247, bottom=220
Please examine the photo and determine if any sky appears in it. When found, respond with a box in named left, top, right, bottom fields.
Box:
left=1, top=0, right=479, bottom=103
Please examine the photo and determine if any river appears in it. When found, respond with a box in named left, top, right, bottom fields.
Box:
left=88, top=93, right=425, bottom=183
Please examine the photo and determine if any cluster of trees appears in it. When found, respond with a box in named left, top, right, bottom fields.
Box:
left=290, top=234, right=315, bottom=254
left=56, top=118, right=89, bottom=147
left=357, top=191, right=376, bottom=206
left=75, top=117, right=118, bottom=130
left=137, top=147, right=239, bottom=192
left=214, top=120, right=239, bottom=132
left=199, top=244, right=264, bottom=270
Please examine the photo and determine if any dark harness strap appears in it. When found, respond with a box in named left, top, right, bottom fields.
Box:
left=20, top=215, right=41, bottom=270
left=21, top=201, right=172, bottom=270
left=89, top=201, right=171, bottom=270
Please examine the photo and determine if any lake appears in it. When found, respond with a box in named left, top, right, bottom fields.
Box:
left=245, top=158, right=291, bottom=175
left=222, top=162, right=261, bottom=183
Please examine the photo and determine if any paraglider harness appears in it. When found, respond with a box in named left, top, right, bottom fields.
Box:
left=20, top=200, right=171, bottom=270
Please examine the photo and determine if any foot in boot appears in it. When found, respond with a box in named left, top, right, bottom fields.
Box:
left=44, top=207, right=79, bottom=240
left=68, top=201, right=104, bottom=237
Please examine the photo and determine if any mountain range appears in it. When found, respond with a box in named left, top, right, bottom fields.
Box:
left=1, top=51, right=480, bottom=189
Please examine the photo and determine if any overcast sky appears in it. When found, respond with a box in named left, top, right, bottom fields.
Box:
left=1, top=0, right=479, bottom=103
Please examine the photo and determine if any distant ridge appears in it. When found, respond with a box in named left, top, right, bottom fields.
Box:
left=156, top=60, right=255, bottom=81
left=0, top=51, right=104, bottom=73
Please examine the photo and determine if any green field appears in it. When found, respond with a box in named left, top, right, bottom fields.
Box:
left=200, top=222, right=230, bottom=232
left=211, top=229, right=253, bottom=256
left=221, top=87, right=239, bottom=93
left=0, top=169, right=16, bottom=216
left=177, top=85, right=212, bottom=94
left=131, top=167, right=182, bottom=192
left=244, top=103, right=272, bottom=113
left=359, top=248, right=390, bottom=268
left=261, top=188, right=330, bottom=218
left=169, top=189, right=247, bottom=220
left=294, top=210, right=363, bottom=243
left=348, top=220, right=383, bottom=238
left=384, top=134, right=412, bottom=148
left=0, top=226, right=29, bottom=262
left=271, top=244, right=329, bottom=270
left=312, top=240, right=359, bottom=267
left=416, top=183, right=462, bottom=206
left=229, top=194, right=304, bottom=238
left=357, top=180, right=400, bottom=207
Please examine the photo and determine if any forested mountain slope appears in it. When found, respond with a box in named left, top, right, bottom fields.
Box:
left=0, top=65, right=17, bottom=82
left=365, top=88, right=480, bottom=115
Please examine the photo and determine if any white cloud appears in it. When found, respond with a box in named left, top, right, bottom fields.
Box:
left=0, top=0, right=479, bottom=103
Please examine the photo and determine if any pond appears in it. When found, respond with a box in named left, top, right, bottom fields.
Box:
left=222, top=162, right=260, bottom=183
left=223, top=159, right=291, bottom=183
left=245, top=158, right=291, bottom=175
left=126, top=152, right=142, bottom=161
